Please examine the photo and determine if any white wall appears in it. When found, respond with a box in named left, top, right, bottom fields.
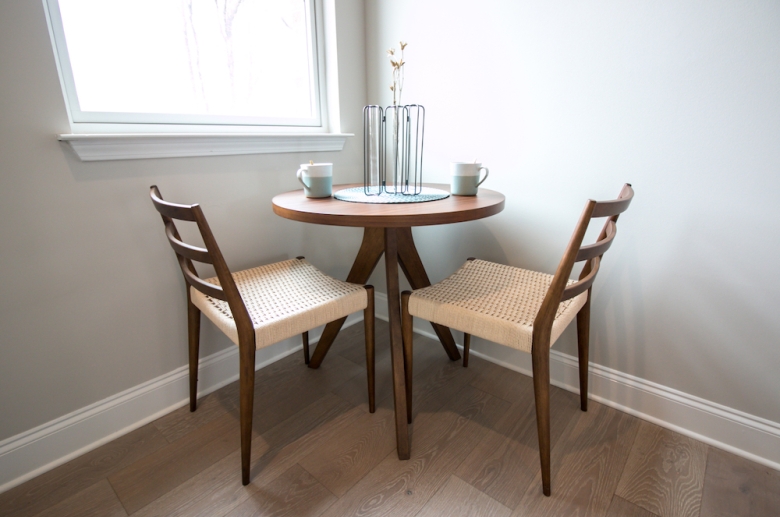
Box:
left=2, top=0, right=779, bottom=489
left=365, top=0, right=780, bottom=425
left=0, top=0, right=366, bottom=442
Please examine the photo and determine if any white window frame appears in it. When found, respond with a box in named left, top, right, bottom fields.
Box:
left=42, top=0, right=350, bottom=161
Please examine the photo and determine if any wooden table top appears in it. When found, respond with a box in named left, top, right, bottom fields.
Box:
left=272, top=183, right=505, bottom=228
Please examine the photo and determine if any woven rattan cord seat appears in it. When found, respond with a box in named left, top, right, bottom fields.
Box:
left=150, top=186, right=376, bottom=486
left=402, top=183, right=634, bottom=497
left=191, top=259, right=367, bottom=349
left=408, top=259, right=588, bottom=354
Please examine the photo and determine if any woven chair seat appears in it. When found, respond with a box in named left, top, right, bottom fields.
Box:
left=191, top=258, right=367, bottom=349
left=408, top=259, right=588, bottom=353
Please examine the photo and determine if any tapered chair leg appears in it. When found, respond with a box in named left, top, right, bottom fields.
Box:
left=463, top=333, right=471, bottom=367
left=364, top=286, right=376, bottom=413
left=576, top=291, right=591, bottom=412
left=531, top=338, right=552, bottom=497
left=302, top=331, right=310, bottom=365
left=401, top=291, right=413, bottom=424
left=239, top=343, right=256, bottom=486
left=187, top=294, right=201, bottom=412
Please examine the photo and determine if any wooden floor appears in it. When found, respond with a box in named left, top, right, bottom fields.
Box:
left=2, top=320, right=779, bottom=517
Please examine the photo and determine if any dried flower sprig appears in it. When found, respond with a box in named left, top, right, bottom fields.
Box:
left=388, top=41, right=407, bottom=106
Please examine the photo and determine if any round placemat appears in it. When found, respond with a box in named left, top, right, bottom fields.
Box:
left=333, top=186, right=450, bottom=204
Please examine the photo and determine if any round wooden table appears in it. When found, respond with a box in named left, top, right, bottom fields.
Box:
left=272, top=183, right=505, bottom=228
left=272, top=183, right=505, bottom=458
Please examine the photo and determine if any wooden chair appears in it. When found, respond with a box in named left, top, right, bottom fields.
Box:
left=401, top=184, right=633, bottom=496
left=150, top=186, right=375, bottom=485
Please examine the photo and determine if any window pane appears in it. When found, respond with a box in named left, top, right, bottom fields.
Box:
left=56, top=0, right=316, bottom=122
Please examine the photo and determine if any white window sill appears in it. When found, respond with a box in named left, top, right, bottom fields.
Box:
left=58, top=132, right=352, bottom=161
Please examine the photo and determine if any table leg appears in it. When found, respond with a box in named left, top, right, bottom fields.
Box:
left=308, top=228, right=385, bottom=369
left=396, top=227, right=462, bottom=361
left=384, top=227, right=411, bottom=459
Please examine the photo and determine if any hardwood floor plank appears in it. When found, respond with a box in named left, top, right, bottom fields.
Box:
left=304, top=335, right=479, bottom=498
left=254, top=348, right=361, bottom=399
left=699, top=446, right=780, bottom=517
left=129, top=450, right=252, bottom=517
left=246, top=405, right=375, bottom=494
left=468, top=358, right=535, bottom=404
left=415, top=475, right=512, bottom=517
left=615, top=422, right=707, bottom=517
left=455, top=385, right=581, bottom=509
left=0, top=424, right=167, bottom=517
left=319, top=384, right=511, bottom=517
left=298, top=406, right=397, bottom=497
left=408, top=349, right=480, bottom=419
left=153, top=382, right=239, bottom=443
left=407, top=335, right=458, bottom=378
left=222, top=464, right=336, bottom=517
left=331, top=351, right=394, bottom=410
left=335, top=320, right=391, bottom=368
left=109, top=413, right=246, bottom=514
left=251, top=354, right=364, bottom=436
left=514, top=401, right=640, bottom=516
left=28, top=480, right=127, bottom=517
left=331, top=331, right=452, bottom=412
left=605, top=495, right=659, bottom=517
left=129, top=393, right=353, bottom=517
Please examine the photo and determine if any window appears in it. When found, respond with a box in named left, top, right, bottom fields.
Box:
left=47, top=0, right=324, bottom=129
left=44, top=0, right=348, bottom=160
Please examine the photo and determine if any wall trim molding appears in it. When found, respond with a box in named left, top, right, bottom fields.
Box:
left=58, top=132, right=352, bottom=161
left=0, top=313, right=362, bottom=494
left=373, top=292, right=780, bottom=472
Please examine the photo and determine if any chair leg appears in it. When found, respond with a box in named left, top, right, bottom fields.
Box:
left=531, top=338, right=552, bottom=497
left=576, top=291, right=591, bottom=412
left=463, top=333, right=471, bottom=367
left=364, top=286, right=376, bottom=413
left=187, top=294, right=201, bottom=412
left=302, top=332, right=310, bottom=365
left=401, top=291, right=413, bottom=424
left=239, top=342, right=256, bottom=486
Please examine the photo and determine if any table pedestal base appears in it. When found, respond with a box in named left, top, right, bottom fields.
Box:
left=308, top=227, right=461, bottom=369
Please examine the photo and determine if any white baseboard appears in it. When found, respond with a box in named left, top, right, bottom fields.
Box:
left=373, top=292, right=780, bottom=472
left=3, top=291, right=779, bottom=495
left=0, top=313, right=363, bottom=494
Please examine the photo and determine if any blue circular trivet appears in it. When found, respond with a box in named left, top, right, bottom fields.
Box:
left=333, top=186, right=449, bottom=204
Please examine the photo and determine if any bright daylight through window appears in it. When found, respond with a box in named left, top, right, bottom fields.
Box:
left=47, top=0, right=323, bottom=128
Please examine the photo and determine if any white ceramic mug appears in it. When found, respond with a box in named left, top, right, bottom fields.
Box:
left=450, top=162, right=489, bottom=196
left=297, top=163, right=333, bottom=198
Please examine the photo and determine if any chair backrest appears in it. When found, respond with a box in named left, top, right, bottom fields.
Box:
left=150, top=186, right=254, bottom=344
left=533, top=184, right=634, bottom=337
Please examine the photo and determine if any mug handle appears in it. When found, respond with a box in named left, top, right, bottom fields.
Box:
left=296, top=168, right=310, bottom=189
left=476, top=166, right=489, bottom=187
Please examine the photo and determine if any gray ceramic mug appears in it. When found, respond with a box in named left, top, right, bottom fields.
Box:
left=297, top=163, right=333, bottom=198
left=450, top=162, right=489, bottom=196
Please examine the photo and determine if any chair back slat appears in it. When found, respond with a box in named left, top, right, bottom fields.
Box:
left=150, top=192, right=198, bottom=222
left=591, top=197, right=632, bottom=218
left=562, top=256, right=600, bottom=301
left=533, top=184, right=633, bottom=336
left=590, top=183, right=634, bottom=218
left=165, top=223, right=213, bottom=264
left=150, top=186, right=255, bottom=345
left=575, top=220, right=616, bottom=262
left=178, top=257, right=226, bottom=300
